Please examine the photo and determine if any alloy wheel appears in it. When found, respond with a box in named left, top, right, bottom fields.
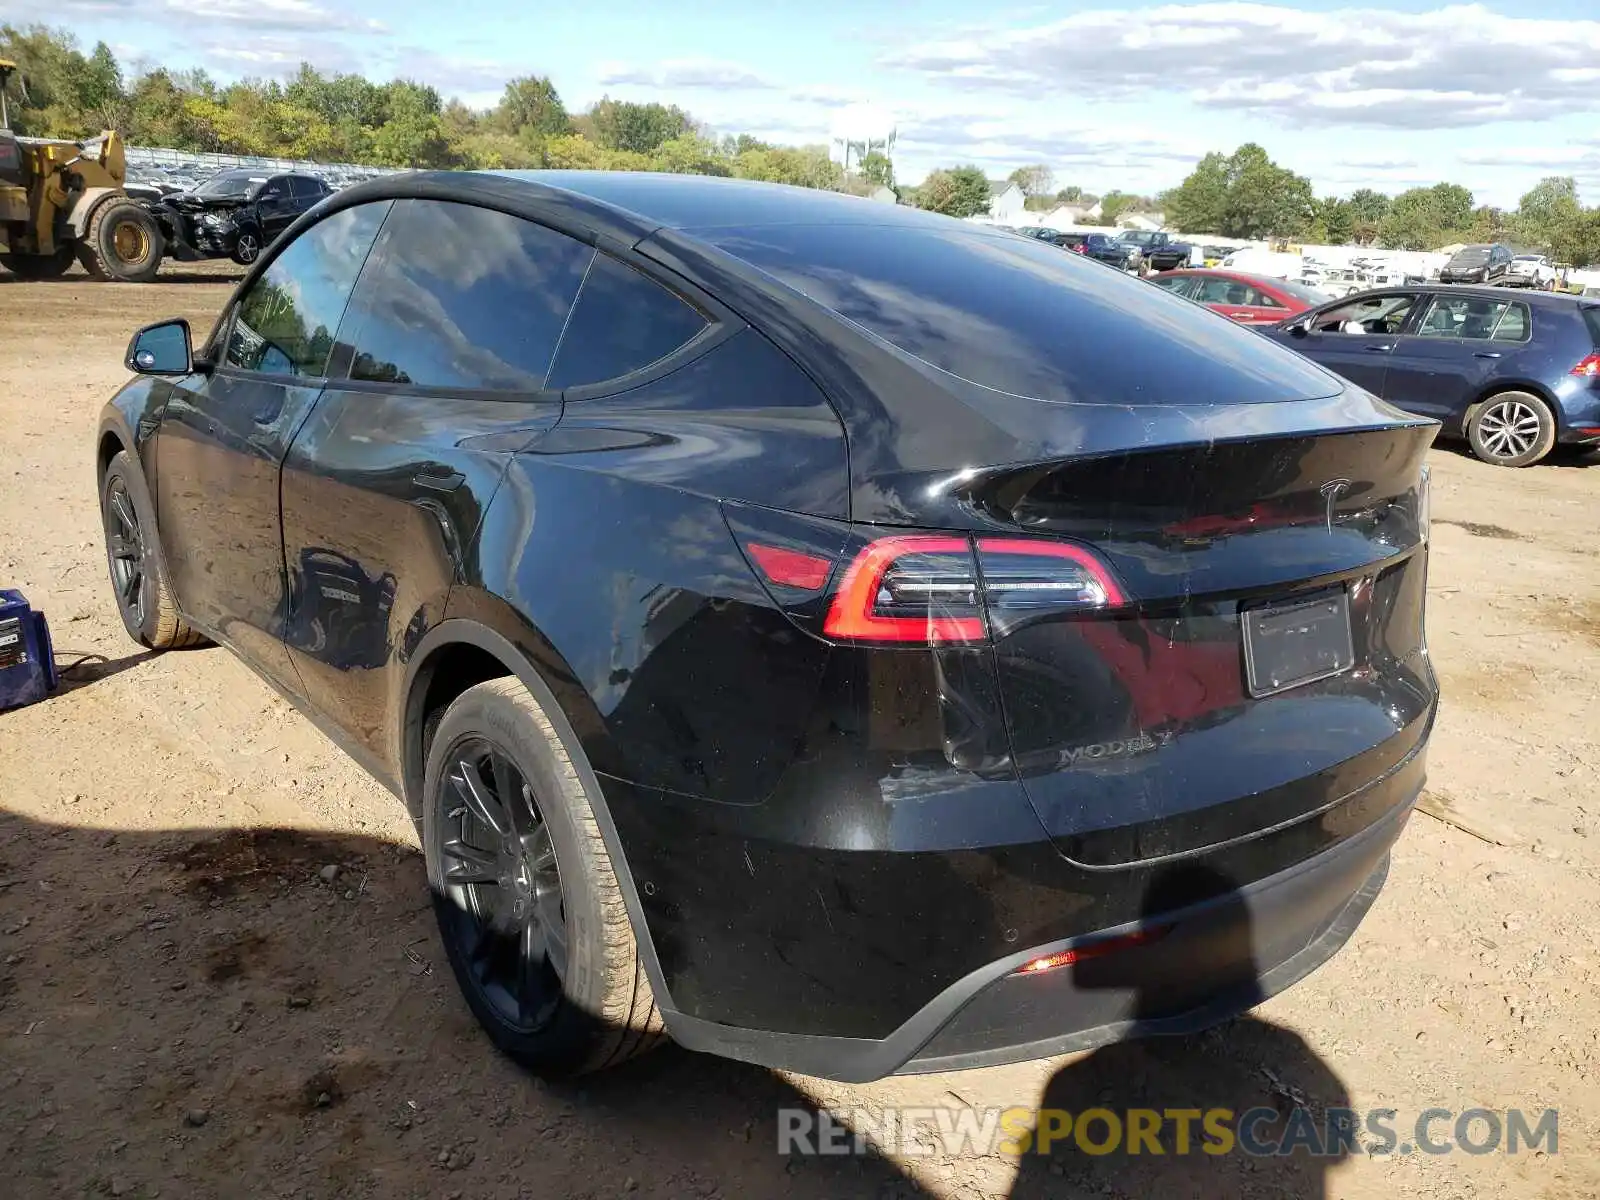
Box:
left=1476, top=399, right=1542, bottom=461
left=436, top=737, right=568, bottom=1033
left=105, top=476, right=147, bottom=629
left=236, top=234, right=259, bottom=263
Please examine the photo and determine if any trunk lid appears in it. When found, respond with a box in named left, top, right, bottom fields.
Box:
left=969, top=423, right=1436, bottom=867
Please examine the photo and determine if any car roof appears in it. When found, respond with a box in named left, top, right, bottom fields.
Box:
left=1160, top=268, right=1289, bottom=290
left=1328, top=284, right=1589, bottom=309
left=487, top=169, right=990, bottom=234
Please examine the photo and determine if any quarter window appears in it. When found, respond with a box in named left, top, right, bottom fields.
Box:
left=546, top=252, right=710, bottom=390
left=1417, top=295, right=1517, bottom=340
left=223, top=200, right=389, bottom=377
left=340, top=199, right=594, bottom=391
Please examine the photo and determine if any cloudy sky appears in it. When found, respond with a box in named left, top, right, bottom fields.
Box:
left=18, top=0, right=1600, bottom=206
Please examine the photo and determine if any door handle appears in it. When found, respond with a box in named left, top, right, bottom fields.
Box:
left=414, top=469, right=465, bottom=493
left=1365, top=344, right=1393, bottom=353
left=1474, top=351, right=1502, bottom=359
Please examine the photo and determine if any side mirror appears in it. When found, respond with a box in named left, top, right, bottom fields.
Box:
left=126, top=319, right=194, bottom=376
left=1288, top=315, right=1315, bottom=337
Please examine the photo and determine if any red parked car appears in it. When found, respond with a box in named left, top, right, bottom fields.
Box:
left=1150, top=269, right=1330, bottom=326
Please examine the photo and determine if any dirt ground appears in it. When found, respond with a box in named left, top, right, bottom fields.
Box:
left=1, top=265, right=1598, bottom=1200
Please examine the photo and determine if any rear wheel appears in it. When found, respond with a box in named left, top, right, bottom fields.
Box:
left=423, top=677, right=663, bottom=1076
left=1468, top=391, right=1556, bottom=467
left=99, top=451, right=204, bottom=648
left=78, top=199, right=164, bottom=282
left=1, top=245, right=75, bottom=280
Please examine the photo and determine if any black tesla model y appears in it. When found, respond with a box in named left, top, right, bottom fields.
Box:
left=98, top=172, right=1438, bottom=1081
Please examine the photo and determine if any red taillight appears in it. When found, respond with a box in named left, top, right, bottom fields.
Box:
left=745, top=542, right=832, bottom=591
left=1012, top=926, right=1170, bottom=976
left=822, top=536, right=985, bottom=643
left=1572, top=354, right=1600, bottom=377
left=1072, top=244, right=1086, bottom=254
left=821, top=534, right=1124, bottom=645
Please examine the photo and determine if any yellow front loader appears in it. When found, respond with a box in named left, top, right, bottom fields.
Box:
left=0, top=58, right=164, bottom=281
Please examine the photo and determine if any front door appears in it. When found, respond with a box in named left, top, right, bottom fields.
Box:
left=1383, top=293, right=1529, bottom=426
left=154, top=200, right=390, bottom=689
left=1269, top=291, right=1422, bottom=395
left=254, top=177, right=301, bottom=244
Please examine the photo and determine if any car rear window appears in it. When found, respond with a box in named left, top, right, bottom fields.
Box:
left=1583, top=306, right=1600, bottom=347
left=1448, top=248, right=1491, bottom=267
left=703, top=224, right=1342, bottom=406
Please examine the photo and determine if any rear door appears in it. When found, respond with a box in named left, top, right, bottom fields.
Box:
left=154, top=201, right=389, bottom=689
left=1269, top=291, right=1423, bottom=394
left=277, top=198, right=593, bottom=768
left=1383, top=294, right=1532, bottom=426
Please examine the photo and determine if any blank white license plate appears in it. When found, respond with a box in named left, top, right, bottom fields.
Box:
left=1241, top=589, right=1354, bottom=698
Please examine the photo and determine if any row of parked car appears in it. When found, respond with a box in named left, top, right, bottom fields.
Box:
left=1143, top=264, right=1600, bottom=466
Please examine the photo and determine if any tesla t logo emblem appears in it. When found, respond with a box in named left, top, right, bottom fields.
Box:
left=1319, top=478, right=1351, bottom=531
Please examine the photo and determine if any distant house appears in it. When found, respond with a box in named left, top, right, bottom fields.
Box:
left=1116, top=212, right=1164, bottom=232
left=987, top=180, right=1026, bottom=223
left=1040, top=202, right=1103, bottom=230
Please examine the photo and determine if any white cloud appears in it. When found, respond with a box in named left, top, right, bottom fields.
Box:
left=596, top=58, right=774, bottom=91
left=7, top=0, right=384, bottom=35
left=884, top=3, right=1600, bottom=130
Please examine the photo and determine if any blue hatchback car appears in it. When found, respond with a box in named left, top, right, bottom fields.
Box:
left=1266, top=285, right=1600, bottom=466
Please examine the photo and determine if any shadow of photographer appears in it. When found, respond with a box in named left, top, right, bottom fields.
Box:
left=1006, top=861, right=1353, bottom=1199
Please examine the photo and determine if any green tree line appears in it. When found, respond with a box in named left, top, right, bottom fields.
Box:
left=0, top=25, right=849, bottom=189
left=1160, top=143, right=1600, bottom=265
left=7, top=25, right=1599, bottom=262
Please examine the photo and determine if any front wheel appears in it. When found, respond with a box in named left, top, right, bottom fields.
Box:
left=79, top=199, right=164, bottom=282
left=1468, top=391, right=1557, bottom=467
left=423, top=677, right=663, bottom=1076
left=100, top=451, right=204, bottom=648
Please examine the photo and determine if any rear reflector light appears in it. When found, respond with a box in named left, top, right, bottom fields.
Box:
left=1571, top=354, right=1600, bottom=377
left=1012, top=926, right=1170, bottom=976
left=745, top=542, right=832, bottom=591
left=821, top=534, right=1123, bottom=645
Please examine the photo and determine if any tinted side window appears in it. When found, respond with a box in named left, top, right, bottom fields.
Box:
left=224, top=201, right=389, bottom=377
left=546, top=252, right=710, bottom=390
left=341, top=199, right=593, bottom=391
left=288, top=177, right=322, bottom=201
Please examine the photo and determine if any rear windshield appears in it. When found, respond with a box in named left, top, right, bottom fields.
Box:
left=1583, top=306, right=1600, bottom=346
left=1448, top=247, right=1491, bottom=267
left=704, top=224, right=1342, bottom=406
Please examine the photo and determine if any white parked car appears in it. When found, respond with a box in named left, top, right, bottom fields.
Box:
left=1508, top=255, right=1554, bottom=287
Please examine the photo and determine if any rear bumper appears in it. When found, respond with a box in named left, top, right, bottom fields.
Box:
left=663, top=784, right=1413, bottom=1082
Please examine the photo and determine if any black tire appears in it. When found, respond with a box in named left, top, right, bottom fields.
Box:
left=1, top=245, right=75, bottom=279
left=1467, top=390, right=1557, bottom=467
left=99, top=451, right=204, bottom=648
left=423, top=677, right=663, bottom=1076
left=78, top=199, right=164, bottom=283
left=231, top=227, right=262, bottom=266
